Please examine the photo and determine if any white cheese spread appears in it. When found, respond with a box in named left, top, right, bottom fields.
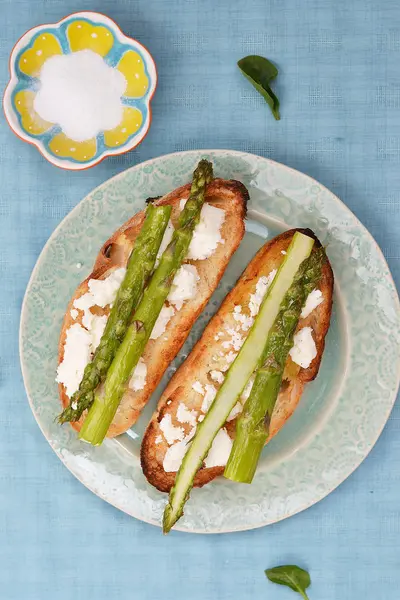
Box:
left=128, top=358, right=147, bottom=392
left=176, top=402, right=198, bottom=426
left=155, top=220, right=174, bottom=266
left=150, top=305, right=175, bottom=340
left=201, top=384, right=217, bottom=413
left=56, top=323, right=93, bottom=398
left=301, top=289, right=323, bottom=319
left=167, top=264, right=200, bottom=310
left=289, top=327, right=317, bottom=368
left=180, top=199, right=226, bottom=260
left=204, top=428, right=233, bottom=468
left=159, top=414, right=185, bottom=445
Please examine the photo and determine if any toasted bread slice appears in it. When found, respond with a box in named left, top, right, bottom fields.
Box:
left=141, top=229, right=334, bottom=492
left=58, top=178, right=249, bottom=437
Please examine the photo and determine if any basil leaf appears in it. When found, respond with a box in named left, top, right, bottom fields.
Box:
left=237, top=55, right=280, bottom=120
left=265, top=565, right=311, bottom=599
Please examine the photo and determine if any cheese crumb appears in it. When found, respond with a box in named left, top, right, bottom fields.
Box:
left=167, top=264, right=200, bottom=310
left=210, top=370, right=224, bottom=384
left=201, top=384, right=217, bottom=413
left=192, top=381, right=205, bottom=395
left=204, top=428, right=233, bottom=468
left=159, top=414, right=185, bottom=445
left=155, top=220, right=174, bottom=266
left=150, top=305, right=175, bottom=340
left=128, top=358, right=147, bottom=392
left=301, top=289, right=323, bottom=319
left=289, top=327, right=317, bottom=368
left=155, top=435, right=163, bottom=445
left=249, top=270, right=277, bottom=317
left=176, top=403, right=198, bottom=426
left=163, top=426, right=197, bottom=472
left=70, top=309, right=78, bottom=320
left=180, top=200, right=226, bottom=260
left=56, top=323, right=92, bottom=397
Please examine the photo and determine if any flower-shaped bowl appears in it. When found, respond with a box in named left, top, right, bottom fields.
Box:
left=3, top=11, right=157, bottom=170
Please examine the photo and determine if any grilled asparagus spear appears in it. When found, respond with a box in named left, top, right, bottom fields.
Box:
left=58, top=203, right=172, bottom=424
left=79, top=159, right=214, bottom=445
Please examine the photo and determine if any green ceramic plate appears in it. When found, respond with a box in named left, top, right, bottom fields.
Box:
left=20, top=150, right=400, bottom=533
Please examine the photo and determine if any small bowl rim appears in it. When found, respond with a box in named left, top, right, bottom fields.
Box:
left=3, top=10, right=157, bottom=171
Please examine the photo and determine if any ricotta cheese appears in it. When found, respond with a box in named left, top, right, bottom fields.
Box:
left=301, top=289, right=323, bottom=319
left=163, top=426, right=197, bottom=472
left=192, top=381, right=205, bottom=395
left=167, top=264, right=200, bottom=310
left=204, top=428, right=233, bottom=468
left=180, top=199, right=226, bottom=260
left=155, top=220, right=174, bottom=266
left=201, top=384, right=217, bottom=413
left=289, top=327, right=317, bottom=368
left=210, top=370, right=225, bottom=384
left=176, top=402, right=198, bottom=426
left=159, top=414, right=185, bottom=445
left=150, top=305, right=175, bottom=340
left=128, top=358, right=147, bottom=392
left=249, top=270, right=277, bottom=318
left=56, top=323, right=92, bottom=398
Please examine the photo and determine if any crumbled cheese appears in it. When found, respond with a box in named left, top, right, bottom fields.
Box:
left=222, top=326, right=244, bottom=352
left=210, top=370, right=224, bottom=384
left=70, top=308, right=78, bottom=320
left=74, top=268, right=126, bottom=313
left=180, top=200, right=225, bottom=260
left=155, top=435, right=163, bottom=445
left=192, top=381, right=205, bottom=395
left=56, top=323, right=92, bottom=397
left=163, top=438, right=191, bottom=472
left=249, top=270, right=277, bottom=317
left=289, top=327, right=317, bottom=368
left=301, top=289, right=323, bottom=319
left=128, top=358, right=147, bottom=392
left=72, top=268, right=126, bottom=338
left=227, top=376, right=255, bottom=422
left=89, top=314, right=108, bottom=351
left=159, top=414, right=185, bottom=445
left=220, top=351, right=238, bottom=372
left=227, top=402, right=243, bottom=422
left=201, top=384, right=217, bottom=413
left=167, top=264, right=200, bottom=310
left=198, top=415, right=205, bottom=422
left=150, top=305, right=175, bottom=340
left=281, top=250, right=287, bottom=255
left=176, top=402, right=198, bottom=426
left=163, top=426, right=197, bottom=472
left=155, top=220, right=174, bottom=266
left=204, top=428, right=233, bottom=468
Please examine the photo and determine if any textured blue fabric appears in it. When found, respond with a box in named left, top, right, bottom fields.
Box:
left=1, top=0, right=400, bottom=598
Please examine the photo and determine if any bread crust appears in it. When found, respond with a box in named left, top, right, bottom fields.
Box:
left=141, top=229, right=334, bottom=492
left=58, top=179, right=249, bottom=436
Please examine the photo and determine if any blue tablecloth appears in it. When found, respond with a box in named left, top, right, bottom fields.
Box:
left=1, top=1, right=400, bottom=598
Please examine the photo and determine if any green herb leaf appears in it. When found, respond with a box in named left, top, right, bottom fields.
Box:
left=265, top=565, right=311, bottom=599
left=237, top=55, right=280, bottom=120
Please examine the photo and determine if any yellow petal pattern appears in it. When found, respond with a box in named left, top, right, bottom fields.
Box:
left=103, top=107, right=143, bottom=147
left=14, top=90, right=53, bottom=135
left=117, top=50, right=149, bottom=98
left=18, top=33, right=62, bottom=77
left=67, top=21, right=114, bottom=57
left=48, top=134, right=97, bottom=162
